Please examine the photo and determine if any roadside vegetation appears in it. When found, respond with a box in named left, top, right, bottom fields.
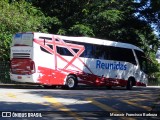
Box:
left=0, top=0, right=160, bottom=84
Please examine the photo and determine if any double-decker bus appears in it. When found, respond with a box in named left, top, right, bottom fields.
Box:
left=10, top=32, right=148, bottom=89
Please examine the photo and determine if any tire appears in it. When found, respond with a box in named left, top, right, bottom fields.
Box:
left=65, top=75, right=78, bottom=89
left=126, top=79, right=133, bottom=90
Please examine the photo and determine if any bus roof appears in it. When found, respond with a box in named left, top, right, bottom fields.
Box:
left=30, top=32, right=143, bottom=52
left=54, top=35, right=143, bottom=52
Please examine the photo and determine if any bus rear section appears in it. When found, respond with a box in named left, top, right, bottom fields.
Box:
left=10, top=33, right=37, bottom=83
left=10, top=58, right=35, bottom=81
left=11, top=58, right=35, bottom=75
left=10, top=32, right=67, bottom=85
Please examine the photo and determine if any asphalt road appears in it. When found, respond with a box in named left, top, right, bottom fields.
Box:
left=0, top=85, right=159, bottom=120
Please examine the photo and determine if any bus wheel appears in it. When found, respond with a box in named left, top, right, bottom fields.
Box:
left=66, top=75, right=77, bottom=89
left=126, top=78, right=133, bottom=90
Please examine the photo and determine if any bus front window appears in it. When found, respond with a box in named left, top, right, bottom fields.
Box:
left=135, top=50, right=148, bottom=74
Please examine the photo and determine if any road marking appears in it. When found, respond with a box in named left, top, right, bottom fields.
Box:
left=6, top=93, right=16, bottom=98
left=44, top=96, right=83, bottom=120
left=86, top=95, right=153, bottom=111
left=86, top=98, right=136, bottom=120
left=4, top=93, right=51, bottom=106
left=127, top=98, right=150, bottom=101
left=122, top=100, right=152, bottom=111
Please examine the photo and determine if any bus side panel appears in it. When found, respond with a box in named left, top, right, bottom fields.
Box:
left=33, top=42, right=73, bottom=85
left=56, top=56, right=85, bottom=72
left=134, top=69, right=147, bottom=86
left=33, top=42, right=56, bottom=85
left=83, top=58, right=138, bottom=86
left=37, top=66, right=66, bottom=85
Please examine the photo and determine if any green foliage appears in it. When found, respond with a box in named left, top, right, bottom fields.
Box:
left=69, top=24, right=94, bottom=37
left=148, top=53, right=159, bottom=72
left=97, top=10, right=123, bottom=23
left=0, top=0, right=53, bottom=60
left=147, top=51, right=160, bottom=82
left=0, top=33, right=12, bottom=60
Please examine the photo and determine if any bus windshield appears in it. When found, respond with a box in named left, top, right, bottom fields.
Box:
left=12, top=33, right=33, bottom=46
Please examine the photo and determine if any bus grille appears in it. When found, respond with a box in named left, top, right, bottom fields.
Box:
left=13, top=53, right=30, bottom=58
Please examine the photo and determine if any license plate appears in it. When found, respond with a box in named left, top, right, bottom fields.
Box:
left=17, top=76, right=22, bottom=79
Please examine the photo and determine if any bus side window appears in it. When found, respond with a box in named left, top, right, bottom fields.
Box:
left=93, top=45, right=102, bottom=59
left=85, top=44, right=93, bottom=58
left=39, top=37, right=52, bottom=40
left=40, top=44, right=53, bottom=54
left=109, top=46, right=136, bottom=65
left=81, top=43, right=93, bottom=58
left=57, top=46, right=73, bottom=56
left=47, top=44, right=53, bottom=49
left=40, top=47, right=52, bottom=54
left=39, top=37, right=53, bottom=54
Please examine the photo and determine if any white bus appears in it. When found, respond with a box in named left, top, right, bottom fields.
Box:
left=10, top=32, right=148, bottom=89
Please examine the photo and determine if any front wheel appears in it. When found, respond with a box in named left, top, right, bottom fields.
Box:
left=65, top=75, right=78, bottom=89
left=126, top=79, right=133, bottom=90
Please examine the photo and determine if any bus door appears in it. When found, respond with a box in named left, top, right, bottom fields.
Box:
left=134, top=50, right=148, bottom=86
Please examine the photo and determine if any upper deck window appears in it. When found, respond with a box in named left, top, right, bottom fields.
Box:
left=12, top=33, right=33, bottom=46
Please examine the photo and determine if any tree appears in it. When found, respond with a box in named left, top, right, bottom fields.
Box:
left=30, top=0, right=92, bottom=36
left=30, top=0, right=159, bottom=46
left=0, top=0, right=53, bottom=60
left=135, top=0, right=160, bottom=35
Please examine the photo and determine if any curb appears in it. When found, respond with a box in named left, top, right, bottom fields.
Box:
left=0, top=84, right=42, bottom=89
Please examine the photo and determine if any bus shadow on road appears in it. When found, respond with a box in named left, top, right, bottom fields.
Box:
left=0, top=84, right=150, bottom=91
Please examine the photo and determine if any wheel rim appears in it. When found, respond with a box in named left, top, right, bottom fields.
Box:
left=67, top=78, right=75, bottom=88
